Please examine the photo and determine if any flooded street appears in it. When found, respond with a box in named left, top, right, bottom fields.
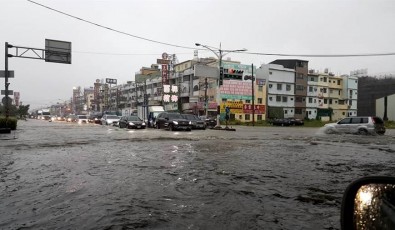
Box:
left=1, top=120, right=395, bottom=229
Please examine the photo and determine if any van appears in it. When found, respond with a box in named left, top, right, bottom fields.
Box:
left=324, top=116, right=386, bottom=135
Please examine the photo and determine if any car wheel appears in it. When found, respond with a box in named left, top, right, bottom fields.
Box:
left=169, top=124, right=174, bottom=131
left=157, top=123, right=161, bottom=129
left=358, top=129, right=368, bottom=135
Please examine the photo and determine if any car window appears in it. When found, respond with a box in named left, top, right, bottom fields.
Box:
left=361, top=118, right=368, bottom=123
left=168, top=113, right=182, bottom=119
left=106, top=115, right=118, bottom=119
left=338, top=118, right=351, bottom=124
left=78, top=115, right=87, bottom=119
left=128, top=116, right=141, bottom=121
left=351, top=118, right=361, bottom=124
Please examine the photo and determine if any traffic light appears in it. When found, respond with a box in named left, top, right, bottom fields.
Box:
left=219, top=67, right=224, bottom=86
left=223, top=68, right=243, bottom=80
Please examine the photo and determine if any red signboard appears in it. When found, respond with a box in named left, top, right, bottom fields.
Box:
left=162, top=64, right=168, bottom=85
left=243, top=104, right=265, bottom=114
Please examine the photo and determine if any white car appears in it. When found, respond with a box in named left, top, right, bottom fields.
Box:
left=100, top=115, right=120, bottom=125
left=77, top=115, right=89, bottom=124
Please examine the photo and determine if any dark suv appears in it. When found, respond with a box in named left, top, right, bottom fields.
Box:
left=156, top=112, right=192, bottom=131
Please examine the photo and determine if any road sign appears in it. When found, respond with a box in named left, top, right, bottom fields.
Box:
left=2, top=97, right=12, bottom=105
left=1, top=90, right=13, bottom=95
left=106, top=78, right=117, bottom=84
left=0, top=71, right=14, bottom=78
left=45, top=39, right=72, bottom=64
left=157, top=59, right=171, bottom=65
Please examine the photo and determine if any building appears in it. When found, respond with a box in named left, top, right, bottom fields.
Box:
left=376, top=94, right=395, bottom=121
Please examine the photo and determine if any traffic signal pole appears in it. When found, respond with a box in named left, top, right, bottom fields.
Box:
left=4, top=43, right=10, bottom=119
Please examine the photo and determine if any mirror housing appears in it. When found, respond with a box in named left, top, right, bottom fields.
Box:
left=341, top=176, right=395, bottom=230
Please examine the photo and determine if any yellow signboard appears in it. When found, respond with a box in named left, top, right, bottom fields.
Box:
left=220, top=101, right=243, bottom=113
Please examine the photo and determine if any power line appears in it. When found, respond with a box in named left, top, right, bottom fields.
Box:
left=73, top=51, right=195, bottom=56
left=27, top=0, right=197, bottom=50
left=27, top=0, right=395, bottom=58
left=243, top=51, right=395, bottom=57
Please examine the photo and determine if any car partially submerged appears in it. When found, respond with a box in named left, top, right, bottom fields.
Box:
left=181, top=114, right=206, bottom=130
left=324, top=116, right=386, bottom=135
left=119, top=115, right=146, bottom=129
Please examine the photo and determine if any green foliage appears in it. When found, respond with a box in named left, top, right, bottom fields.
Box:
left=0, top=117, right=17, bottom=130
left=384, top=120, right=395, bottom=129
left=0, top=104, right=30, bottom=119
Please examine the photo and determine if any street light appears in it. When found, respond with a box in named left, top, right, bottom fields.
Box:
left=195, top=43, right=247, bottom=128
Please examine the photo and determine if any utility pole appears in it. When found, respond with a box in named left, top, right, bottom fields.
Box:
left=204, top=77, right=208, bottom=116
left=252, top=64, right=255, bottom=126
left=4, top=43, right=10, bottom=119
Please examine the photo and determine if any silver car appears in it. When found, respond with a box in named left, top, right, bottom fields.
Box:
left=324, top=116, right=386, bottom=135
left=100, top=115, right=120, bottom=125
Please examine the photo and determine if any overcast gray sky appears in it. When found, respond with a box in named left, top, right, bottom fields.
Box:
left=1, top=0, right=395, bottom=109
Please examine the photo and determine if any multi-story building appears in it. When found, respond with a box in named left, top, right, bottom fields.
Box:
left=270, top=59, right=308, bottom=119
left=265, top=64, right=295, bottom=119
left=344, top=74, right=358, bottom=117
left=306, top=71, right=319, bottom=119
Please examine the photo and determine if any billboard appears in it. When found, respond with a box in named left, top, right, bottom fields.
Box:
left=45, top=39, right=71, bottom=64
left=194, top=65, right=219, bottom=79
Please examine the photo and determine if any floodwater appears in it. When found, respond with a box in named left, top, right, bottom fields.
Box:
left=1, top=120, right=395, bottom=229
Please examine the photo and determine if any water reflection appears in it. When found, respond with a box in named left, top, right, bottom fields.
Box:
left=354, top=184, right=395, bottom=229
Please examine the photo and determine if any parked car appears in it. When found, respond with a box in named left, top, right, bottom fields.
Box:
left=156, top=112, right=192, bottom=131
left=287, top=118, right=304, bottom=126
left=271, top=118, right=293, bottom=126
left=119, top=115, right=146, bottom=129
left=182, top=114, right=206, bottom=130
left=77, top=115, right=89, bottom=124
left=199, top=116, right=217, bottom=128
left=66, top=114, right=77, bottom=122
left=324, top=116, right=386, bottom=135
left=100, top=114, right=120, bottom=125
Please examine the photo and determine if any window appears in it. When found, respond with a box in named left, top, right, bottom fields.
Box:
left=246, top=100, right=251, bottom=103
left=329, top=99, right=332, bottom=104
left=310, top=77, right=314, bottom=81
left=323, top=88, right=327, bottom=93
left=258, top=86, right=263, bottom=92
left=308, top=98, right=313, bottom=103
left=295, top=96, right=302, bottom=102
left=296, top=85, right=304, bottom=91
left=282, top=96, right=287, bottom=102
left=308, top=111, right=312, bottom=115
left=351, top=118, right=361, bottom=124
left=337, top=80, right=341, bottom=85
left=222, top=98, right=227, bottom=102
left=291, top=97, right=294, bottom=100
left=297, top=74, right=304, bottom=79
left=323, top=77, right=327, bottom=82
left=269, top=84, right=273, bottom=88
left=339, top=100, right=345, bottom=105
left=239, top=115, right=242, bottom=119
left=277, top=84, right=282, bottom=90
left=329, top=89, right=333, bottom=94
left=269, top=72, right=272, bottom=75
left=286, top=84, right=291, bottom=91
left=338, top=118, right=351, bottom=124
left=342, top=112, right=345, bottom=115
left=349, top=100, right=353, bottom=106
left=258, top=98, right=263, bottom=104
left=276, top=96, right=281, bottom=102
left=295, top=108, right=302, bottom=114
left=245, top=114, right=251, bottom=120
left=269, top=97, right=273, bottom=101
left=257, top=115, right=262, bottom=121
left=324, top=99, right=328, bottom=104
left=309, top=86, right=313, bottom=92
left=284, top=110, right=288, bottom=114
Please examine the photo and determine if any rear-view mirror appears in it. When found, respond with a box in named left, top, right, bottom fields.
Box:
left=341, top=176, right=395, bottom=230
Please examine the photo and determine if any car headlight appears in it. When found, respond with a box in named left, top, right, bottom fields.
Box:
left=173, top=121, right=178, bottom=125
left=189, top=121, right=192, bottom=125
left=142, top=122, right=146, bottom=126
left=129, top=122, right=135, bottom=125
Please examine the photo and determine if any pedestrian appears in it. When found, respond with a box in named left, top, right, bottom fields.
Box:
left=225, top=106, right=230, bottom=129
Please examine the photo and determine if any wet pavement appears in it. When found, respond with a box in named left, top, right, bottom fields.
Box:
left=1, top=120, right=395, bottom=229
